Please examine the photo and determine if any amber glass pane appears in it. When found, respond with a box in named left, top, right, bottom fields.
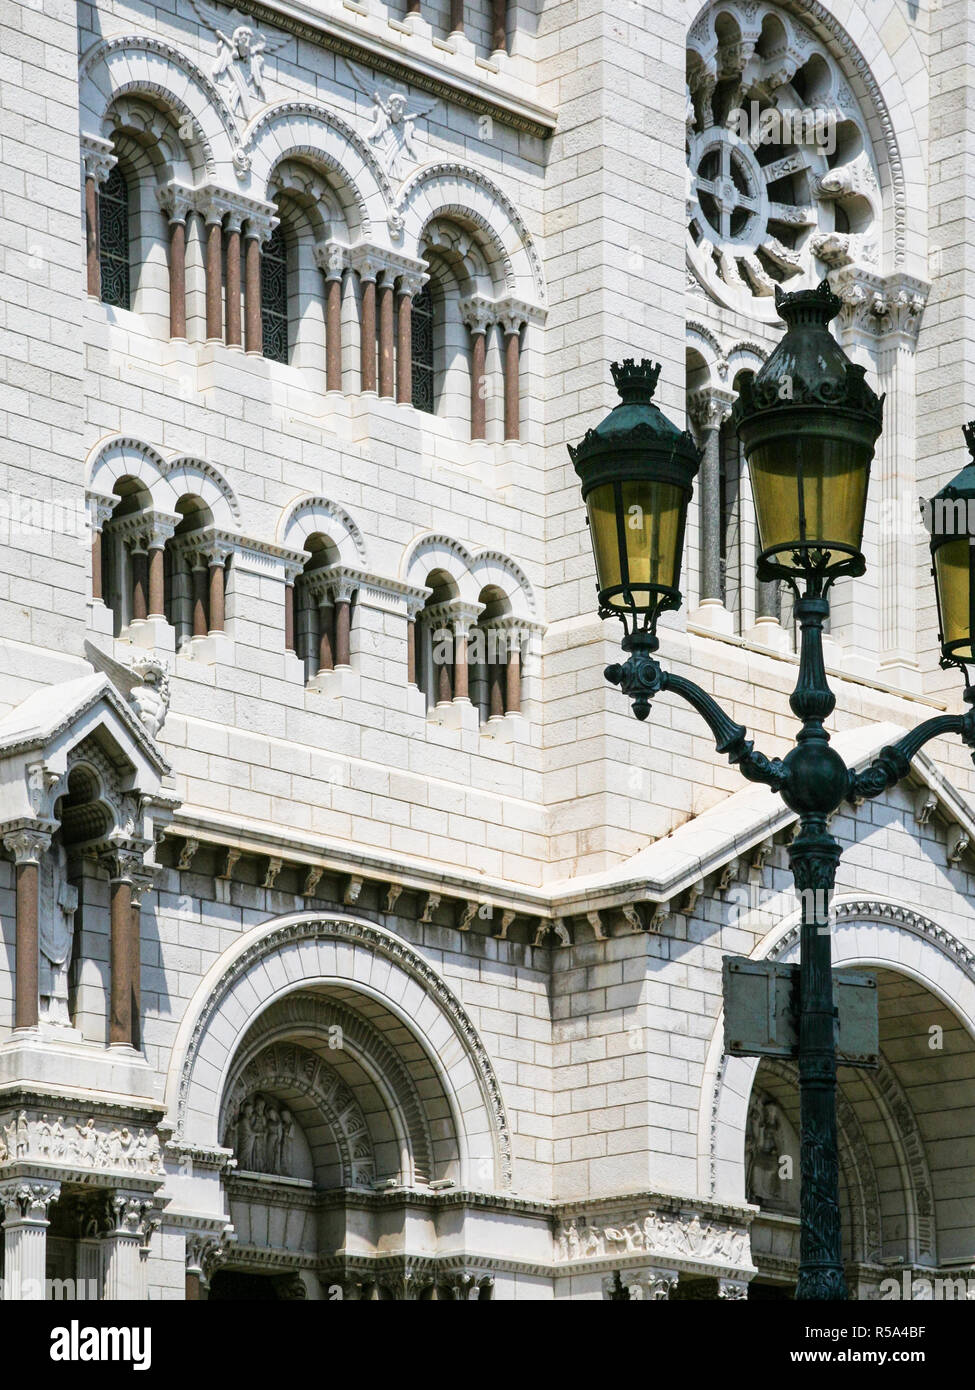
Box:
left=586, top=480, right=683, bottom=608
left=935, top=538, right=975, bottom=660
left=748, top=436, right=869, bottom=569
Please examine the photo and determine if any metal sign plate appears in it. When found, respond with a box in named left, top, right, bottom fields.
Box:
left=722, top=956, right=878, bottom=1068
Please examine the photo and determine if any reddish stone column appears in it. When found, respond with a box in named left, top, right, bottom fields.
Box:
left=488, top=657, right=505, bottom=719
left=148, top=543, right=166, bottom=619
left=453, top=620, right=470, bottom=701
left=168, top=218, right=187, bottom=339
left=244, top=228, right=263, bottom=355
left=225, top=215, right=242, bottom=348
left=130, top=542, right=149, bottom=622
left=506, top=637, right=521, bottom=714
left=378, top=275, right=395, bottom=398
left=128, top=879, right=146, bottom=1051
left=104, top=857, right=137, bottom=1048
left=192, top=559, right=209, bottom=637
left=450, top=0, right=464, bottom=34
left=325, top=270, right=343, bottom=393
left=4, top=829, right=51, bottom=1031
left=204, top=209, right=224, bottom=342
left=491, top=0, right=507, bottom=52
left=407, top=0, right=420, bottom=11
left=208, top=555, right=226, bottom=634
left=91, top=528, right=103, bottom=601
left=284, top=580, right=295, bottom=652
left=470, top=327, right=487, bottom=440
left=334, top=590, right=352, bottom=667
left=406, top=614, right=417, bottom=685
left=435, top=621, right=453, bottom=704
left=318, top=596, right=335, bottom=673
left=85, top=174, right=100, bottom=298
left=359, top=271, right=377, bottom=393
left=396, top=285, right=412, bottom=404
left=502, top=318, right=522, bottom=442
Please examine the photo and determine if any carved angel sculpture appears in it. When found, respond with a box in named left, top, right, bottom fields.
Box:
left=190, top=1, right=287, bottom=121
left=346, top=60, right=436, bottom=181
left=128, top=654, right=171, bottom=739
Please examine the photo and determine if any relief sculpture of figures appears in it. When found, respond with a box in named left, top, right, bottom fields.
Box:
left=346, top=61, right=436, bottom=181
left=38, top=838, right=77, bottom=1027
left=227, top=1093, right=296, bottom=1176
left=190, top=1, right=287, bottom=120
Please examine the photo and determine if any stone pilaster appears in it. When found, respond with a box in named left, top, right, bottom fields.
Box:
left=0, top=1180, right=60, bottom=1300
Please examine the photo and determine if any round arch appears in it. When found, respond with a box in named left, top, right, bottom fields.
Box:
left=400, top=533, right=479, bottom=605
left=277, top=496, right=367, bottom=566
left=701, top=897, right=975, bottom=1209
left=165, top=912, right=513, bottom=1190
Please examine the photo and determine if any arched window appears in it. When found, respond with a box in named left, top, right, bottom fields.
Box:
left=261, top=223, right=288, bottom=363
left=411, top=282, right=434, bottom=413
left=99, top=164, right=130, bottom=309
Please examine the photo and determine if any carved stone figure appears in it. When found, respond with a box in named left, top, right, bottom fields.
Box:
left=347, top=61, right=436, bottom=180
left=38, top=838, right=77, bottom=1026
left=228, top=1092, right=298, bottom=1176
left=190, top=2, right=287, bottom=121
left=127, top=654, right=172, bottom=739
left=746, top=1092, right=788, bottom=1209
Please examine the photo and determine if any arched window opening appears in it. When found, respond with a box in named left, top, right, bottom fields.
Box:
left=99, top=164, right=131, bottom=309
left=261, top=222, right=289, bottom=363
left=294, top=534, right=344, bottom=685
left=471, top=585, right=515, bottom=723
left=165, top=496, right=215, bottom=648
left=415, top=568, right=458, bottom=710
left=411, top=281, right=434, bottom=413
left=101, top=476, right=152, bottom=637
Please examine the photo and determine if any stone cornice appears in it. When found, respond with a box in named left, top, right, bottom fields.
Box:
left=224, top=0, right=557, bottom=139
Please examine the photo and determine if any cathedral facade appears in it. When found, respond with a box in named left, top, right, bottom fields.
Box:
left=0, top=0, right=974, bottom=1299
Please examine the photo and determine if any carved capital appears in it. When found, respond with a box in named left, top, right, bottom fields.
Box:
left=3, top=824, right=54, bottom=864
left=0, top=1179, right=60, bottom=1224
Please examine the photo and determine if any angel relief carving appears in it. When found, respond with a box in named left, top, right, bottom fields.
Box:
left=190, top=1, right=287, bottom=120
left=346, top=60, right=436, bottom=181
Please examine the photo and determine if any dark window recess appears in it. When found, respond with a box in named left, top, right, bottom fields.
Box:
left=261, top=223, right=288, bottom=363
left=411, top=282, right=434, bottom=413
left=98, top=164, right=130, bottom=310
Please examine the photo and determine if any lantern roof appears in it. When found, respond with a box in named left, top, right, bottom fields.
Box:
left=568, top=359, right=700, bottom=475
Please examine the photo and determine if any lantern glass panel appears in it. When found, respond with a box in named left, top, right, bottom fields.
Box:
left=585, top=479, right=684, bottom=610
left=747, top=434, right=869, bottom=569
left=935, top=537, right=975, bottom=662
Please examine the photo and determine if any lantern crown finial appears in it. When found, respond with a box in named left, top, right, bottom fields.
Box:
left=610, top=358, right=661, bottom=405
left=963, top=420, right=975, bottom=462
left=774, top=278, right=842, bottom=329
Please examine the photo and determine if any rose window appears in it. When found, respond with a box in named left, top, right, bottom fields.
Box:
left=686, top=2, right=881, bottom=315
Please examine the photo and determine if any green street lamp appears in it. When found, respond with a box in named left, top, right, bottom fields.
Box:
left=571, top=279, right=975, bottom=1301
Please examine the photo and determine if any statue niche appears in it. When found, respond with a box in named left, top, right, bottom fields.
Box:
left=225, top=1093, right=297, bottom=1178
left=745, top=1090, right=799, bottom=1215
left=38, top=838, right=78, bottom=1027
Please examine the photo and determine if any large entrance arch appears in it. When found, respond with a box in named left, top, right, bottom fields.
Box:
left=702, top=898, right=975, bottom=1297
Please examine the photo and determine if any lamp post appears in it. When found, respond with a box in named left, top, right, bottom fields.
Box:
left=569, top=278, right=975, bottom=1301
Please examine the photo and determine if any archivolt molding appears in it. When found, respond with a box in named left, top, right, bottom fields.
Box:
left=704, top=898, right=975, bottom=1201
left=245, top=101, right=392, bottom=233
left=393, top=163, right=545, bottom=306
left=470, top=550, right=538, bottom=619
left=85, top=437, right=241, bottom=529
left=401, top=534, right=538, bottom=620
left=277, top=495, right=368, bottom=565
left=162, top=456, right=242, bottom=527
left=169, top=913, right=513, bottom=1189
left=230, top=994, right=435, bottom=1186
left=223, top=1039, right=377, bottom=1187
left=80, top=36, right=236, bottom=179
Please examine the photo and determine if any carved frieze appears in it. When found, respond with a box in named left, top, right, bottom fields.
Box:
left=0, top=1110, right=162, bottom=1176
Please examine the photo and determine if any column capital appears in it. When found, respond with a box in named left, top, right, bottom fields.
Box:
left=687, top=385, right=735, bottom=434
left=495, top=297, right=543, bottom=335
left=145, top=510, right=180, bottom=550
left=81, top=136, right=117, bottom=186
left=104, top=1192, right=161, bottom=1246
left=185, top=1225, right=236, bottom=1281
left=349, top=243, right=427, bottom=285
left=86, top=492, right=117, bottom=532
left=397, top=269, right=428, bottom=299
left=156, top=183, right=194, bottom=225
left=829, top=265, right=930, bottom=345
left=99, top=846, right=146, bottom=883
left=460, top=296, right=494, bottom=333
left=0, top=1180, right=60, bottom=1225
left=244, top=212, right=278, bottom=244
left=3, top=824, right=54, bottom=864
left=313, top=240, right=349, bottom=280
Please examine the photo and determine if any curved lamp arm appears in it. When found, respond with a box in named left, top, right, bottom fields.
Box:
left=848, top=708, right=975, bottom=802
left=604, top=652, right=786, bottom=791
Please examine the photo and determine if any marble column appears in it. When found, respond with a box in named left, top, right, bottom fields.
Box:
left=359, top=265, right=378, bottom=393
left=4, top=827, right=52, bottom=1030
left=488, top=654, right=504, bottom=719
left=378, top=272, right=395, bottom=398
left=315, top=244, right=346, bottom=393
left=396, top=273, right=426, bottom=405
left=147, top=524, right=172, bottom=620
left=1, top=1181, right=60, bottom=1300
left=83, top=149, right=115, bottom=300
left=462, top=301, right=491, bottom=441
left=202, top=202, right=225, bottom=342
left=102, top=1194, right=158, bottom=1301
left=284, top=564, right=300, bottom=652
left=191, top=556, right=209, bottom=638
left=208, top=551, right=227, bottom=634
left=225, top=211, right=243, bottom=349
left=158, top=188, right=191, bottom=340
left=129, top=537, right=149, bottom=622
left=450, top=0, right=464, bottom=34
left=244, top=217, right=274, bottom=355
left=318, top=591, right=335, bottom=673
left=452, top=616, right=471, bottom=702
left=105, top=855, right=137, bottom=1047
left=500, top=312, right=524, bottom=442
left=334, top=582, right=353, bottom=667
